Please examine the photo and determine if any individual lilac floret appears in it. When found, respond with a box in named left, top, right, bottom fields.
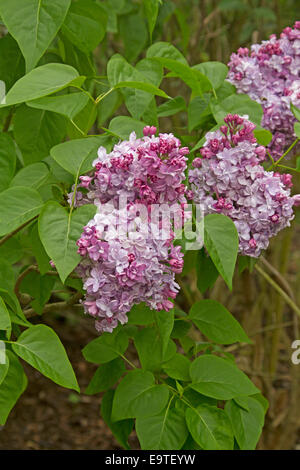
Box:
left=189, top=114, right=299, bottom=257
left=73, top=128, right=189, bottom=333
left=228, top=22, right=300, bottom=160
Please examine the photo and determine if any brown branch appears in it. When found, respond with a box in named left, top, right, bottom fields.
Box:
left=259, top=256, right=295, bottom=301
left=23, top=292, right=84, bottom=319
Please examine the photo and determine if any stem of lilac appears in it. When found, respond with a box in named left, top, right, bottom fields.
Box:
left=95, top=88, right=114, bottom=105
left=274, top=137, right=299, bottom=167
left=255, top=264, right=300, bottom=318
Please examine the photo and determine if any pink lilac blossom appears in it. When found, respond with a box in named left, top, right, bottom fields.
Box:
left=72, top=127, right=189, bottom=333
left=228, top=22, right=300, bottom=160
left=189, top=114, right=299, bottom=257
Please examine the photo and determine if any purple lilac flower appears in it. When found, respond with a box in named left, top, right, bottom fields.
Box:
left=73, top=127, right=189, bottom=333
left=228, top=22, right=300, bottom=160
left=189, top=114, right=299, bottom=257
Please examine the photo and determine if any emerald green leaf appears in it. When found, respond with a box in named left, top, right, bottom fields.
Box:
left=294, top=121, right=300, bottom=139
left=136, top=405, right=188, bottom=450
left=12, top=324, right=79, bottom=391
left=26, top=92, right=89, bottom=120
left=0, top=0, right=71, bottom=71
left=109, top=116, right=146, bottom=139
left=0, top=237, right=22, bottom=264
left=0, top=34, right=25, bottom=91
left=50, top=136, right=110, bottom=177
left=112, top=369, right=169, bottom=421
left=82, top=329, right=129, bottom=364
left=114, top=81, right=169, bottom=99
left=2, top=63, right=80, bottom=106
left=204, top=213, right=239, bottom=290
left=190, top=355, right=259, bottom=400
left=119, top=12, right=148, bottom=62
left=189, top=299, right=250, bottom=344
left=0, top=349, right=9, bottom=386
left=19, top=271, right=55, bottom=315
left=10, top=163, right=49, bottom=189
left=0, top=296, right=11, bottom=334
left=0, top=351, right=27, bottom=425
left=225, top=397, right=265, bottom=449
left=188, top=94, right=212, bottom=132
left=85, top=358, right=125, bottom=395
left=163, top=353, right=191, bottom=381
left=143, top=0, right=159, bottom=41
left=101, top=389, right=133, bottom=450
left=185, top=404, right=234, bottom=450
left=0, top=133, right=17, bottom=192
left=127, top=303, right=155, bottom=325
left=253, top=129, right=272, bottom=146
left=291, top=103, right=300, bottom=121
left=157, top=96, right=186, bottom=117
left=155, top=309, right=174, bottom=357
left=38, top=201, right=96, bottom=282
left=0, top=186, right=43, bottom=236
left=147, top=41, right=188, bottom=65
left=14, top=105, right=66, bottom=165
left=193, top=62, right=228, bottom=90
left=61, top=0, right=107, bottom=54
left=134, top=327, right=176, bottom=372
left=196, top=249, right=219, bottom=293
left=210, top=93, right=263, bottom=126
left=29, top=223, right=51, bottom=275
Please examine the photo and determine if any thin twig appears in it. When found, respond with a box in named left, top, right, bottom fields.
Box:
left=259, top=256, right=295, bottom=300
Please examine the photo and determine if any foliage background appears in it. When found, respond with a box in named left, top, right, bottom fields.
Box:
left=0, top=0, right=299, bottom=450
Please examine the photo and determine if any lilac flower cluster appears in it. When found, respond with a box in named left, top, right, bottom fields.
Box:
left=74, top=127, right=189, bottom=332
left=189, top=114, right=299, bottom=257
left=228, top=22, right=300, bottom=160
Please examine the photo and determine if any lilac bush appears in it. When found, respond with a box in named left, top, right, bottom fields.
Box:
left=228, top=21, right=300, bottom=159
left=189, top=114, right=299, bottom=257
left=73, top=127, right=189, bottom=332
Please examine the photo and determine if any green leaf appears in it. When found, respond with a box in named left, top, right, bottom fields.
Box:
left=0, top=296, right=12, bottom=334
left=127, top=303, right=155, bottom=325
left=157, top=96, right=186, bottom=117
left=119, top=13, right=148, bottom=63
left=0, top=351, right=9, bottom=387
left=210, top=93, right=263, bottom=126
left=188, top=95, right=211, bottom=132
left=12, top=324, right=79, bottom=391
left=253, top=129, right=272, bottom=146
left=19, top=271, right=55, bottom=314
left=0, top=34, right=25, bottom=91
left=196, top=249, right=219, bottom=293
left=155, top=309, right=174, bottom=357
left=204, top=214, right=239, bottom=290
left=61, top=0, right=107, bottom=54
left=146, top=41, right=188, bottom=65
left=0, top=0, right=71, bottom=71
left=189, top=299, right=250, bottom=344
left=26, top=92, right=89, bottom=120
left=85, top=358, right=125, bottom=395
left=112, top=369, right=169, bottom=421
left=38, top=201, right=96, bottom=283
left=101, top=389, right=133, bottom=450
left=114, top=81, right=169, bottom=99
left=14, top=105, right=66, bottom=165
left=190, top=355, right=259, bottom=400
left=28, top=223, right=51, bottom=275
left=294, top=121, right=300, bottom=139
left=0, top=351, right=27, bottom=425
left=50, top=136, right=110, bottom=177
left=82, top=329, right=129, bottom=364
left=107, top=54, right=162, bottom=119
left=136, top=405, right=188, bottom=450
left=134, top=327, right=176, bottom=372
left=185, top=404, right=234, bottom=450
left=193, top=62, right=228, bottom=90
left=0, top=186, right=43, bottom=236
left=109, top=116, right=146, bottom=139
left=291, top=103, right=300, bottom=122
left=10, top=162, right=49, bottom=189
left=163, top=353, right=191, bottom=381
left=143, top=0, right=159, bottom=41
left=225, top=397, right=265, bottom=449
left=0, top=133, right=17, bottom=192
left=2, top=63, right=80, bottom=107
left=0, top=237, right=22, bottom=265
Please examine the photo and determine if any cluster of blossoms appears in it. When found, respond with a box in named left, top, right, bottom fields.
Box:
left=73, top=127, right=189, bottom=332
left=189, top=114, right=300, bottom=257
left=228, top=22, right=300, bottom=159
